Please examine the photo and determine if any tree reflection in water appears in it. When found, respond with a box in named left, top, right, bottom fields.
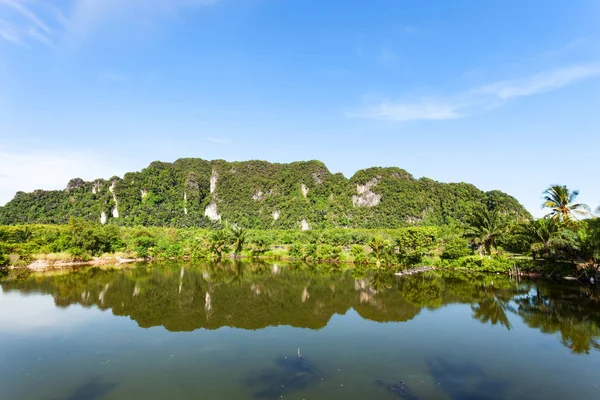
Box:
left=2, top=262, right=599, bottom=353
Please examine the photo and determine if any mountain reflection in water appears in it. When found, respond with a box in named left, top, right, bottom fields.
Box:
left=2, top=261, right=599, bottom=354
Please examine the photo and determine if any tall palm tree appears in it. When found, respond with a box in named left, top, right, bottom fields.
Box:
left=465, top=207, right=506, bottom=255
left=542, top=185, right=590, bottom=222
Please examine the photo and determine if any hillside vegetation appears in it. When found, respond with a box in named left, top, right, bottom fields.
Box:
left=0, top=158, right=530, bottom=229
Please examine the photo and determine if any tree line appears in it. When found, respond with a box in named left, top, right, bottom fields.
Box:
left=1, top=184, right=599, bottom=278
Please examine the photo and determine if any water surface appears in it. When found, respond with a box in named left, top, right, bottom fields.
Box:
left=1, top=262, right=599, bottom=399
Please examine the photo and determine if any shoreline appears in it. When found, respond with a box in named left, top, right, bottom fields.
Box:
left=1, top=256, right=573, bottom=282
left=17, top=256, right=144, bottom=272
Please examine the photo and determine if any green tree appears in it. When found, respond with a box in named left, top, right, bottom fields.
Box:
left=209, top=230, right=231, bottom=259
left=465, top=208, right=506, bottom=255
left=542, top=185, right=590, bottom=223
left=250, top=235, right=271, bottom=257
left=516, top=218, right=574, bottom=260
left=368, top=235, right=391, bottom=268
left=572, top=223, right=600, bottom=266
left=395, top=227, right=437, bottom=264
left=230, top=226, right=247, bottom=258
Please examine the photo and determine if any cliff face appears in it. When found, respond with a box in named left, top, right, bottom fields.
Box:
left=0, top=158, right=531, bottom=228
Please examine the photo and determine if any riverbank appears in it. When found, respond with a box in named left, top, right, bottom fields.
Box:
left=1, top=251, right=589, bottom=283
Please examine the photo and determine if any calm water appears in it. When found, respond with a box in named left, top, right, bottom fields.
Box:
left=1, top=262, right=599, bottom=400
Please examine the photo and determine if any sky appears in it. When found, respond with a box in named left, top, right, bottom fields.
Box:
left=1, top=0, right=599, bottom=217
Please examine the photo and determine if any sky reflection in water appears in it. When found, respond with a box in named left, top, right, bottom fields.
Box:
left=0, top=262, right=599, bottom=400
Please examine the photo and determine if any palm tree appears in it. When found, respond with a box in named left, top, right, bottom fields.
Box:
left=368, top=235, right=391, bottom=268
left=465, top=207, right=506, bottom=255
left=230, top=226, right=247, bottom=258
left=209, top=229, right=230, bottom=259
left=516, top=218, right=574, bottom=260
left=542, top=185, right=590, bottom=222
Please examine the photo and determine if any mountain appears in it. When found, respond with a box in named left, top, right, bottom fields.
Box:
left=0, top=158, right=531, bottom=228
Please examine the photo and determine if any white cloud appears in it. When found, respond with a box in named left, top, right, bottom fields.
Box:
left=0, top=148, right=129, bottom=206
left=349, top=99, right=462, bottom=122
left=0, top=0, right=56, bottom=46
left=352, top=63, right=600, bottom=122
left=0, top=0, right=215, bottom=46
left=475, top=64, right=600, bottom=99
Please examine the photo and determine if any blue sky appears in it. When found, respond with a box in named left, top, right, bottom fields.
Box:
left=1, top=0, right=599, bottom=217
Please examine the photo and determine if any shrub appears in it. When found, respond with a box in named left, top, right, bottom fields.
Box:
left=441, top=237, right=472, bottom=260
left=288, top=244, right=304, bottom=259
left=318, top=244, right=342, bottom=261
left=350, top=245, right=367, bottom=264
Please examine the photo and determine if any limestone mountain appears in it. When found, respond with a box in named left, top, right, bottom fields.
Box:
left=0, top=158, right=531, bottom=228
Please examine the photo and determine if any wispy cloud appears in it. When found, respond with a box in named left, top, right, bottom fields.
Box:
left=474, top=64, right=600, bottom=99
left=351, top=63, right=600, bottom=122
left=0, top=0, right=215, bottom=46
left=206, top=137, right=233, bottom=145
left=0, top=0, right=56, bottom=46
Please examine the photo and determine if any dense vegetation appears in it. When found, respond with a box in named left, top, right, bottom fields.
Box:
left=0, top=172, right=598, bottom=279
left=0, top=158, right=530, bottom=228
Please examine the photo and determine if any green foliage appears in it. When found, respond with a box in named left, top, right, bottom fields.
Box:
left=465, top=207, right=507, bottom=255
left=514, top=218, right=575, bottom=260
left=304, top=243, right=318, bottom=262
left=453, top=255, right=515, bottom=273
left=0, top=158, right=531, bottom=229
left=209, top=229, right=231, bottom=259
left=66, top=218, right=124, bottom=256
left=250, top=235, right=271, bottom=257
left=441, top=237, right=471, bottom=260
left=350, top=244, right=367, bottom=264
left=317, top=244, right=342, bottom=262
left=230, top=226, right=247, bottom=257
left=0, top=243, right=8, bottom=267
left=288, top=244, right=304, bottom=259
left=542, top=185, right=590, bottom=223
left=368, top=235, right=392, bottom=267
left=395, top=227, right=438, bottom=264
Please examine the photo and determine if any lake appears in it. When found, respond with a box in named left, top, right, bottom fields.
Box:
left=1, top=262, right=599, bottom=400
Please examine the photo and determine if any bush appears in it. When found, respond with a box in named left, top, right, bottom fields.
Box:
left=68, top=247, right=92, bottom=261
left=134, top=235, right=156, bottom=258
left=454, top=255, right=514, bottom=272
left=288, top=244, right=304, bottom=259
left=318, top=244, right=342, bottom=261
left=441, top=237, right=472, bottom=260
left=396, top=227, right=438, bottom=264
left=350, top=245, right=367, bottom=264
left=0, top=244, right=8, bottom=266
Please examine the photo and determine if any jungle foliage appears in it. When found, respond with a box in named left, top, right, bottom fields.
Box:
left=0, top=158, right=531, bottom=229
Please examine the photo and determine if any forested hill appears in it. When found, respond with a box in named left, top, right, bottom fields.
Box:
left=0, top=158, right=531, bottom=229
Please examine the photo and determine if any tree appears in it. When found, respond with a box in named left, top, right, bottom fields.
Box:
left=516, top=218, right=574, bottom=260
left=368, top=235, right=391, bottom=268
left=208, top=230, right=230, bottom=259
left=250, top=235, right=271, bottom=257
left=230, top=226, right=247, bottom=258
left=465, top=208, right=506, bottom=255
left=542, top=185, right=590, bottom=223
